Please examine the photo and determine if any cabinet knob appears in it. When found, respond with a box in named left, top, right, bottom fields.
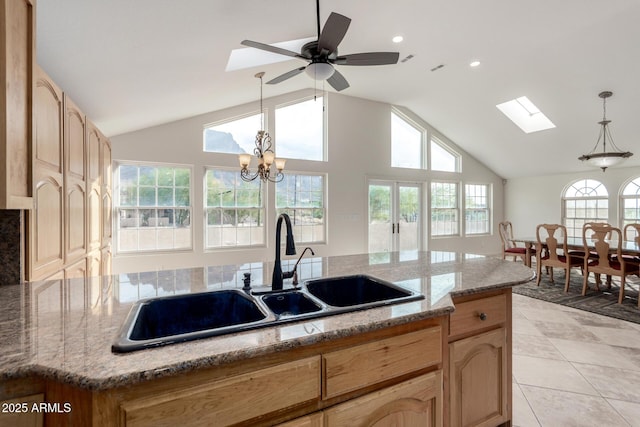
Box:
left=478, top=312, right=487, bottom=321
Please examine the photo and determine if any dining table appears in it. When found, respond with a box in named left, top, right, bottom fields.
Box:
left=511, top=236, right=640, bottom=268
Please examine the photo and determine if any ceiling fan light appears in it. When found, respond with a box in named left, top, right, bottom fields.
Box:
left=305, top=62, right=335, bottom=80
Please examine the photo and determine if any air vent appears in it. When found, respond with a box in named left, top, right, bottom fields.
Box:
left=400, top=54, right=414, bottom=63
left=430, top=64, right=445, bottom=72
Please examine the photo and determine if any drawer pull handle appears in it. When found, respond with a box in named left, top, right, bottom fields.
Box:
left=478, top=312, right=487, bottom=321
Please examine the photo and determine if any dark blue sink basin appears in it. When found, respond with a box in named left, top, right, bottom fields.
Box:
left=262, top=291, right=322, bottom=316
left=112, top=290, right=269, bottom=352
left=112, top=275, right=423, bottom=353
left=305, top=274, right=416, bottom=307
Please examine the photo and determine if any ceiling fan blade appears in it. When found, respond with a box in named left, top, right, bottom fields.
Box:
left=333, top=52, right=400, bottom=66
left=241, top=40, right=309, bottom=60
left=317, top=12, right=351, bottom=53
left=266, top=67, right=307, bottom=85
left=326, top=69, right=349, bottom=91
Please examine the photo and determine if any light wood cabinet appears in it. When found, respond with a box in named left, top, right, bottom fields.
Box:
left=100, top=137, right=112, bottom=247
left=87, top=120, right=102, bottom=252
left=0, top=394, right=44, bottom=427
left=278, top=412, right=324, bottom=427
left=0, top=0, right=35, bottom=210
left=63, top=95, right=87, bottom=264
left=323, top=372, right=442, bottom=427
left=27, top=66, right=64, bottom=281
left=448, top=290, right=511, bottom=427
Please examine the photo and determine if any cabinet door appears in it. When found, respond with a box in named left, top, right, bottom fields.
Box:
left=277, top=412, right=323, bottom=427
left=0, top=394, right=44, bottom=427
left=323, top=372, right=442, bottom=427
left=99, top=138, right=112, bottom=246
left=86, top=121, right=102, bottom=251
left=28, top=66, right=64, bottom=281
left=449, top=328, right=508, bottom=427
left=63, top=95, right=87, bottom=263
left=0, top=0, right=35, bottom=209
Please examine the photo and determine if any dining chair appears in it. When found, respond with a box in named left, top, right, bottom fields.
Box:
left=499, top=221, right=535, bottom=266
left=535, top=224, right=583, bottom=292
left=623, top=223, right=640, bottom=245
left=582, top=223, right=640, bottom=305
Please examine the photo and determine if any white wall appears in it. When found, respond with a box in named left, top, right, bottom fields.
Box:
left=111, top=90, right=505, bottom=273
left=505, top=166, right=640, bottom=238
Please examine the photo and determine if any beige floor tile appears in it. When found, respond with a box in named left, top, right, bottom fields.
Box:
left=548, top=338, right=640, bottom=371
left=512, top=382, right=540, bottom=427
left=513, top=333, right=565, bottom=360
left=517, top=306, right=584, bottom=326
left=531, top=320, right=603, bottom=342
left=607, top=399, right=640, bottom=427
left=589, top=325, right=640, bottom=349
left=519, top=385, right=629, bottom=427
left=573, top=362, right=640, bottom=403
left=513, top=315, right=545, bottom=337
left=513, top=355, right=598, bottom=395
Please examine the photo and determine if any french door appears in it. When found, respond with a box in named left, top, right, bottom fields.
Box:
left=368, top=181, right=421, bottom=253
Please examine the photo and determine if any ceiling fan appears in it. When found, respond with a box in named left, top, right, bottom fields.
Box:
left=240, top=0, right=399, bottom=91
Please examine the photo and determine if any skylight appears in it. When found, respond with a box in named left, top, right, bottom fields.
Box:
left=496, top=96, right=555, bottom=133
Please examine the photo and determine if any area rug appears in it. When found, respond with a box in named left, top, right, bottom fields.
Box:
left=512, top=272, right=640, bottom=324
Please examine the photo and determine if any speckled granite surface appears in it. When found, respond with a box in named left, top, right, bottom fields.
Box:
left=0, top=251, right=533, bottom=391
left=0, top=210, right=23, bottom=285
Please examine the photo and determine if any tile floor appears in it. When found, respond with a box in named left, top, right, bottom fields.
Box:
left=512, top=293, right=640, bottom=426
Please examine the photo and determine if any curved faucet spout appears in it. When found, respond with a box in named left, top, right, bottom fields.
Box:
left=272, top=213, right=297, bottom=290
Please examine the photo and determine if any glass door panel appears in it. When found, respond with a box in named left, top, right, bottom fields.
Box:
left=398, top=185, right=420, bottom=252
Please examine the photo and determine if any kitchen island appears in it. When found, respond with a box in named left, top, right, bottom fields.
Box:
left=0, top=251, right=533, bottom=426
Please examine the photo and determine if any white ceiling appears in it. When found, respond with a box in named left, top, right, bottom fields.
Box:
left=36, top=0, right=640, bottom=179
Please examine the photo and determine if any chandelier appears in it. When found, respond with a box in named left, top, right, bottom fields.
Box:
left=238, top=72, right=286, bottom=183
left=578, top=91, right=633, bottom=172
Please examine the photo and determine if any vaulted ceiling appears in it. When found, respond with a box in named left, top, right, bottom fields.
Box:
left=36, top=0, right=640, bottom=178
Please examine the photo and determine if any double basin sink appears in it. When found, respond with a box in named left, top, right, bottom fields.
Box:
left=112, top=275, right=423, bottom=353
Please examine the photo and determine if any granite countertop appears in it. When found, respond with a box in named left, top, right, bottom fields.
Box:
left=0, top=251, right=533, bottom=391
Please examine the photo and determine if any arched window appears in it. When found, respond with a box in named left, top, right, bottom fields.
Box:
left=562, top=179, right=608, bottom=238
left=621, top=176, right=640, bottom=238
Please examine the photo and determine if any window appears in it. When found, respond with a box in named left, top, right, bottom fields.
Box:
left=621, top=176, right=640, bottom=237
left=116, top=163, right=192, bottom=253
left=276, top=173, right=325, bottom=243
left=563, top=179, right=608, bottom=238
left=203, top=112, right=262, bottom=154
left=205, top=169, right=264, bottom=248
left=391, top=111, right=423, bottom=169
left=465, top=184, right=490, bottom=235
left=431, top=182, right=459, bottom=236
left=430, top=137, right=460, bottom=172
left=276, top=97, right=324, bottom=161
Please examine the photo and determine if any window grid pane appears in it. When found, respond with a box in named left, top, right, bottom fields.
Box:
left=276, top=174, right=325, bottom=244
left=563, top=179, right=609, bottom=238
left=465, top=184, right=490, bottom=235
left=116, top=163, right=192, bottom=253
left=622, top=177, right=640, bottom=240
left=205, top=169, right=264, bottom=248
left=431, top=182, right=459, bottom=236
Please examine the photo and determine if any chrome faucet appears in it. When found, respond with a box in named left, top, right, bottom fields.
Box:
left=291, top=247, right=315, bottom=287
left=272, top=213, right=296, bottom=290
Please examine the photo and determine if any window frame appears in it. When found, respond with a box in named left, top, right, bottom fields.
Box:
left=202, top=110, right=265, bottom=155
left=465, top=183, right=491, bottom=236
left=562, top=178, right=609, bottom=238
left=274, top=95, right=327, bottom=162
left=114, top=161, right=193, bottom=254
left=430, top=180, right=460, bottom=237
left=430, top=136, right=461, bottom=173
left=391, top=109, right=426, bottom=170
left=203, top=166, right=266, bottom=250
left=275, top=171, right=327, bottom=244
left=620, top=176, right=640, bottom=236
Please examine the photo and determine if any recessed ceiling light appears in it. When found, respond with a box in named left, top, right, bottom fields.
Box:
left=470, top=60, right=481, bottom=67
left=392, top=36, right=404, bottom=43
left=496, top=96, right=556, bottom=134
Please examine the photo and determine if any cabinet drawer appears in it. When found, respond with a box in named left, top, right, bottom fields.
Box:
left=323, top=327, right=441, bottom=399
left=450, top=294, right=506, bottom=338
left=121, top=357, right=320, bottom=427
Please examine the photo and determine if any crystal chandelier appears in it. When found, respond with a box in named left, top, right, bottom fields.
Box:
left=578, top=91, right=633, bottom=172
left=238, top=72, right=285, bottom=183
